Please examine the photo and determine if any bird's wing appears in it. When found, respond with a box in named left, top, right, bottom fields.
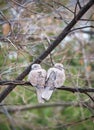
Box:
left=55, top=70, right=66, bottom=88
left=46, top=70, right=56, bottom=88
left=35, top=69, right=46, bottom=103
left=28, top=70, right=39, bottom=87
left=42, top=69, right=56, bottom=101
left=28, top=69, right=46, bottom=103
left=36, top=69, right=46, bottom=88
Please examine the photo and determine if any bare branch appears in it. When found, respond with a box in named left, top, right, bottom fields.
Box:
left=77, top=0, right=82, bottom=9
left=80, top=18, right=94, bottom=22
left=58, top=86, right=94, bottom=93
left=70, top=26, right=94, bottom=32
left=0, top=80, right=94, bottom=93
left=0, top=11, right=11, bottom=24
left=0, top=101, right=91, bottom=113
left=54, top=1, right=74, bottom=14
left=2, top=106, right=16, bottom=130
left=0, top=80, right=31, bottom=86
left=10, top=0, right=38, bottom=14
left=74, top=0, right=78, bottom=17
left=81, top=30, right=94, bottom=35
left=59, top=115, right=94, bottom=128
left=84, top=92, right=94, bottom=102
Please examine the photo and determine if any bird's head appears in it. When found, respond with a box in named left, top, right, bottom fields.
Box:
left=54, top=63, right=64, bottom=70
left=31, top=64, right=41, bottom=70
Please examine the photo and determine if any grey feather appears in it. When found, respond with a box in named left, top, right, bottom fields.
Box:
left=28, top=64, right=46, bottom=103
left=42, top=63, right=66, bottom=101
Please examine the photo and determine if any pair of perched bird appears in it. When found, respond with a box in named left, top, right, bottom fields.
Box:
left=28, top=63, right=66, bottom=103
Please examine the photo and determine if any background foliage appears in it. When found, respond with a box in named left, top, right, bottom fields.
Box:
left=0, top=0, right=94, bottom=130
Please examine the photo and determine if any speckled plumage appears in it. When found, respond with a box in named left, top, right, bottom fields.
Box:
left=28, top=64, right=46, bottom=103
left=42, top=63, right=66, bottom=101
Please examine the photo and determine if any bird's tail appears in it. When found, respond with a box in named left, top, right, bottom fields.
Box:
left=42, top=87, right=54, bottom=101
left=36, top=88, right=45, bottom=103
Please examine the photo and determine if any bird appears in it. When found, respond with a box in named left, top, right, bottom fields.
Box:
left=42, top=63, right=66, bottom=101
left=28, top=64, right=46, bottom=103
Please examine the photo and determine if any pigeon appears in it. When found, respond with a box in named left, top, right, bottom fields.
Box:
left=28, top=64, right=46, bottom=103
left=42, top=63, right=66, bottom=101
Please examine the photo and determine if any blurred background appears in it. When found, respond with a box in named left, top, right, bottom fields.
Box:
left=0, top=0, right=94, bottom=130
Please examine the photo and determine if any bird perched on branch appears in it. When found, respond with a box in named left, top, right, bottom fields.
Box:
left=28, top=64, right=46, bottom=103
left=42, top=63, right=66, bottom=101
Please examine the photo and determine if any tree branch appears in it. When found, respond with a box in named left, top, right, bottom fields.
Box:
left=0, top=0, right=94, bottom=102
left=0, top=80, right=94, bottom=93
left=0, top=80, right=31, bottom=86
left=70, top=25, right=94, bottom=32
left=84, top=92, right=94, bottom=102
left=0, top=101, right=91, bottom=113
left=61, top=115, right=94, bottom=128
left=58, top=86, right=94, bottom=93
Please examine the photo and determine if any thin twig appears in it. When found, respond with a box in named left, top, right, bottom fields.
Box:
left=77, top=0, right=82, bottom=9
left=54, top=115, right=94, bottom=129
left=74, top=0, right=78, bottom=17
left=2, top=106, right=16, bottom=130
left=65, top=115, right=94, bottom=127
left=80, top=18, right=94, bottom=21
left=0, top=101, right=89, bottom=112
left=0, top=11, right=11, bottom=24
left=0, top=80, right=31, bottom=86
left=84, top=92, right=94, bottom=102
left=45, top=34, right=54, bottom=66
left=11, top=0, right=38, bottom=14
left=6, top=38, right=18, bottom=50
left=70, top=26, right=94, bottom=33
left=54, top=1, right=74, bottom=14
